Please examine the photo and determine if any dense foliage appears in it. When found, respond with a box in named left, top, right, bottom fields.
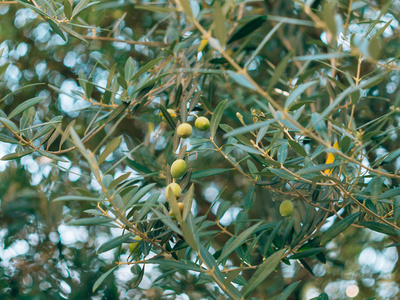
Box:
left=1, top=0, right=400, bottom=299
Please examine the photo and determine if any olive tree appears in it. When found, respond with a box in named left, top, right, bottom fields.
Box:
left=1, top=0, right=400, bottom=299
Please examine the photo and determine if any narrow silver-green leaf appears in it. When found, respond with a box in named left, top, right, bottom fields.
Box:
left=53, top=195, right=104, bottom=202
left=242, top=248, right=286, bottom=297
left=182, top=183, right=194, bottom=221
left=191, top=168, right=233, bottom=179
left=92, top=266, right=118, bottom=292
left=0, top=117, right=19, bottom=132
left=320, top=212, right=361, bottom=245
left=218, top=222, right=261, bottom=263
left=210, top=99, right=228, bottom=138
left=72, top=0, right=90, bottom=17
left=8, top=97, right=46, bottom=120
left=97, top=233, right=132, bottom=253
left=67, top=216, right=112, bottom=226
left=98, top=136, right=122, bottom=165
left=285, top=81, right=317, bottom=108
left=125, top=183, right=156, bottom=209
left=131, top=57, right=164, bottom=82
left=277, top=281, right=301, bottom=300
left=0, top=62, right=10, bottom=81
left=213, top=2, right=226, bottom=45
left=64, top=0, right=72, bottom=19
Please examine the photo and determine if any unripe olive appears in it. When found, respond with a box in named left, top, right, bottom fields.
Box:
left=162, top=108, right=177, bottom=122
left=169, top=202, right=185, bottom=217
left=170, top=159, right=187, bottom=178
left=165, top=182, right=182, bottom=199
left=195, top=116, right=210, bottom=131
left=279, top=200, right=294, bottom=217
left=129, top=236, right=142, bottom=253
left=177, top=123, right=192, bottom=138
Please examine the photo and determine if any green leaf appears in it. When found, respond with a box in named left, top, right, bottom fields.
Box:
left=244, top=185, right=256, bottom=212
left=277, top=281, right=301, bottom=300
left=199, top=246, right=224, bottom=282
left=218, top=222, right=261, bottom=263
left=108, top=172, right=131, bottom=190
left=124, top=57, right=135, bottom=82
left=64, top=0, right=72, bottom=19
left=361, top=221, right=398, bottom=236
left=180, top=0, right=193, bottom=18
left=104, top=102, right=128, bottom=124
left=310, top=293, right=329, bottom=300
left=288, top=140, right=307, bottom=157
left=131, top=57, right=164, bottom=82
left=296, top=162, right=342, bottom=175
left=72, top=0, right=90, bottom=17
left=0, top=133, right=19, bottom=144
left=234, top=144, right=262, bottom=155
left=67, top=216, right=112, bottom=226
left=0, top=62, right=10, bottom=81
left=191, top=168, right=232, bottom=179
left=137, top=192, right=160, bottom=221
left=59, top=24, right=88, bottom=43
left=285, top=81, right=318, bottom=108
left=148, top=258, right=204, bottom=272
left=8, top=97, right=46, bottom=119
left=267, top=51, right=292, bottom=93
left=216, top=201, right=231, bottom=220
left=269, top=168, right=297, bottom=181
left=182, top=183, right=194, bottom=221
left=228, top=71, right=256, bottom=90
left=133, top=4, right=175, bottom=13
left=228, top=16, right=267, bottom=44
left=97, top=233, right=132, bottom=253
left=47, top=19, right=66, bottom=41
left=1, top=150, right=33, bottom=160
left=36, top=149, right=68, bottom=162
left=383, top=148, right=400, bottom=163
left=0, top=117, right=18, bottom=132
left=53, top=195, right=104, bottom=202
left=117, top=76, right=128, bottom=89
left=92, top=266, right=118, bottom=292
left=394, top=197, right=400, bottom=223
left=125, top=183, right=156, bottom=209
left=278, top=143, right=288, bottom=164
left=223, top=120, right=274, bottom=138
left=151, top=208, right=182, bottom=235
left=320, top=212, right=361, bottom=245
left=159, top=105, right=176, bottom=130
left=98, top=136, right=122, bottom=165
left=289, top=248, right=324, bottom=260
left=292, top=53, right=350, bottom=61
left=263, top=220, right=282, bottom=256
left=242, top=248, right=286, bottom=298
left=213, top=2, right=226, bottom=45
left=210, top=99, right=228, bottom=138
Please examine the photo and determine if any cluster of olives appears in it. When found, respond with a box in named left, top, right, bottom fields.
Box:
left=163, top=109, right=210, bottom=216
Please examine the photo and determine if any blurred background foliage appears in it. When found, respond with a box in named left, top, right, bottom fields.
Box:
left=0, top=0, right=400, bottom=299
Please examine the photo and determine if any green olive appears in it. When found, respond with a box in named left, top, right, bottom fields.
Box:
left=177, top=123, right=193, bottom=138
left=129, top=236, right=142, bottom=253
left=170, top=159, right=187, bottom=178
left=279, top=200, right=294, bottom=217
left=195, top=117, right=210, bottom=131
left=165, top=182, right=182, bottom=199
